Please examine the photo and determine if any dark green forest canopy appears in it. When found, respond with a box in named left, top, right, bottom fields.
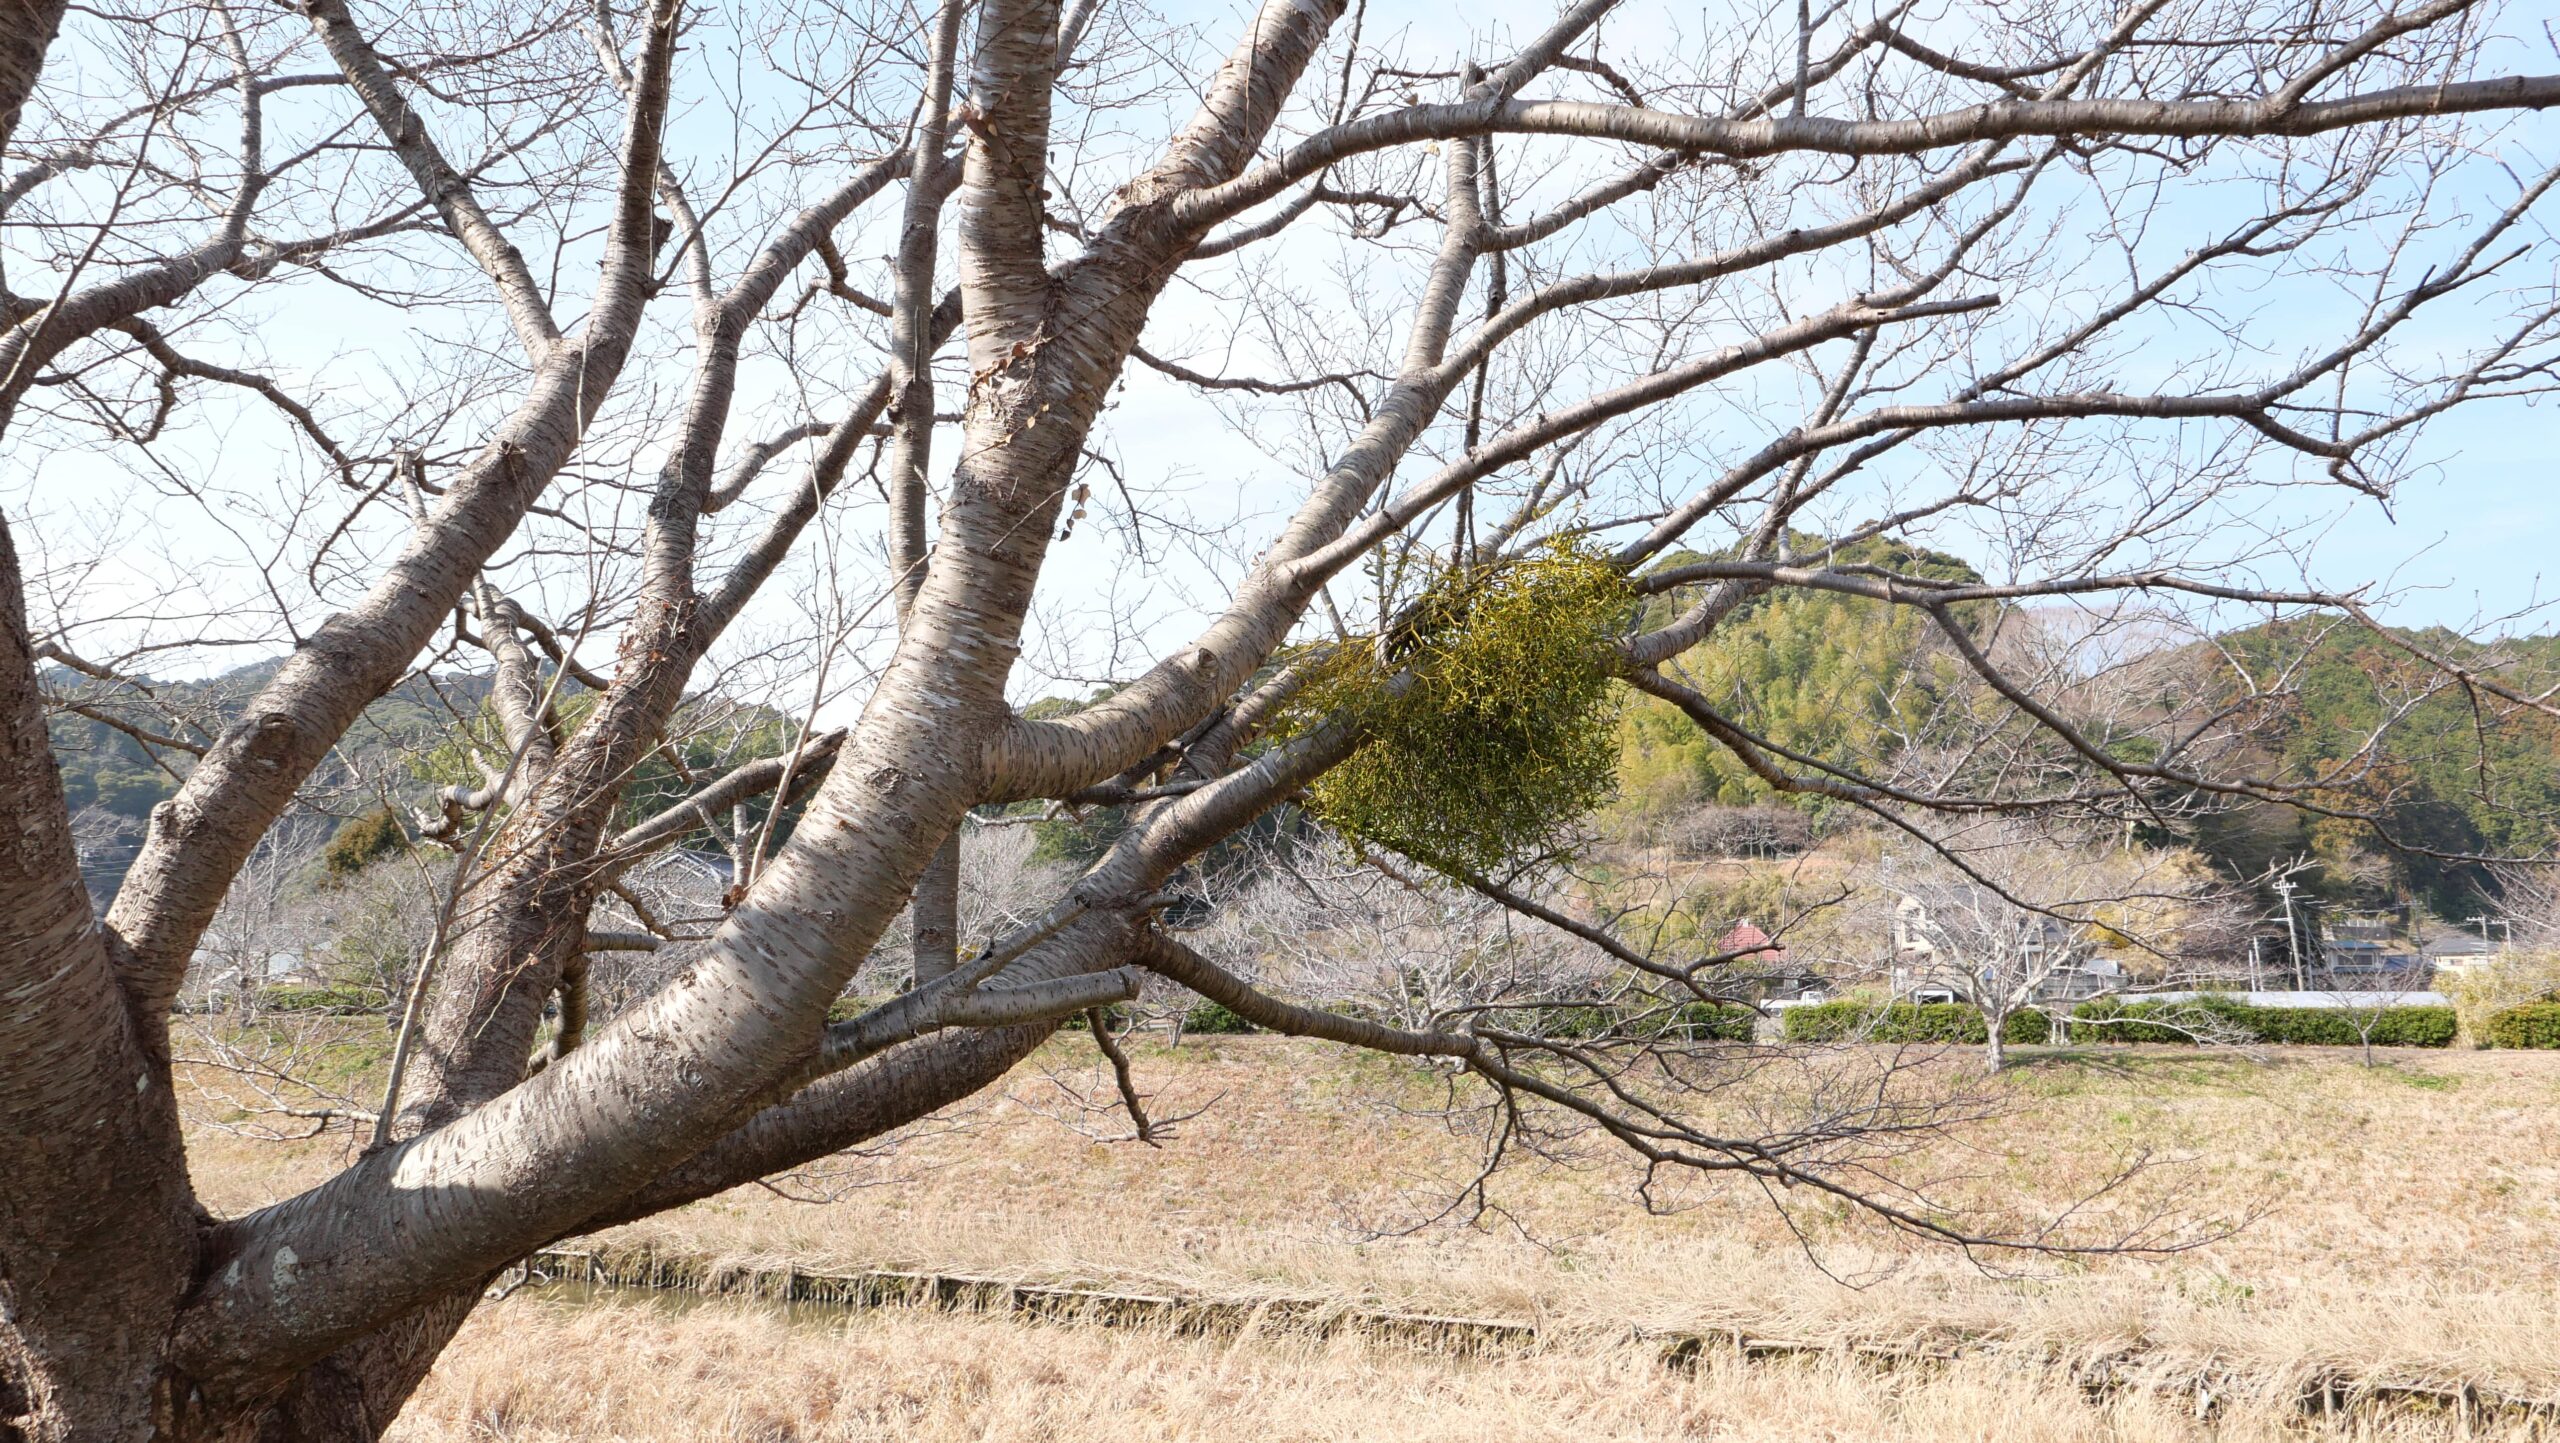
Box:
left=2194, top=620, right=2560, bottom=912
left=1620, top=541, right=2560, bottom=913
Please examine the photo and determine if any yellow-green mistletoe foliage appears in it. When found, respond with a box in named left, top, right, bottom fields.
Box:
left=1300, top=540, right=1634, bottom=875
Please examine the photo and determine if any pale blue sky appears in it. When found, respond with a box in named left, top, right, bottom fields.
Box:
left=8, top=0, right=2560, bottom=700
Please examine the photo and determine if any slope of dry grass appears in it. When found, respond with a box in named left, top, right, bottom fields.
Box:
left=390, top=1292, right=2547, bottom=1443
left=187, top=1032, right=2560, bottom=1408
left=542, top=1040, right=2557, bottom=1396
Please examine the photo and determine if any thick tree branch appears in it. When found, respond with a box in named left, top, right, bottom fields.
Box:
left=1175, top=75, right=2560, bottom=228
left=296, top=0, right=563, bottom=358
left=102, top=0, right=687, bottom=1046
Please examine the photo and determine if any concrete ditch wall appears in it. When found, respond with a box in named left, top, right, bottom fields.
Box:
left=510, top=1243, right=2556, bottom=1431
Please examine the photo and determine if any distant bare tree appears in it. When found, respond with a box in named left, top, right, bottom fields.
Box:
left=299, top=852, right=440, bottom=1005
left=2491, top=861, right=2560, bottom=952
left=1200, top=836, right=1612, bottom=1032
left=8, top=0, right=2560, bottom=1435
left=188, top=815, right=331, bottom=1015
left=1886, top=824, right=2138, bottom=1068
left=2318, top=950, right=2433, bottom=1065
left=1891, top=826, right=2260, bottom=1062
left=1675, top=804, right=1817, bottom=860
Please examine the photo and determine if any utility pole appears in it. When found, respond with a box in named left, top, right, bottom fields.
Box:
left=2275, top=878, right=2305, bottom=991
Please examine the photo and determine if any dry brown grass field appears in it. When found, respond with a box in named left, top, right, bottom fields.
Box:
left=387, top=1294, right=2550, bottom=1443
left=185, top=1031, right=2560, bottom=1439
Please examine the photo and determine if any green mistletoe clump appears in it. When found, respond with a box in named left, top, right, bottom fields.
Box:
left=1298, top=539, right=1633, bottom=876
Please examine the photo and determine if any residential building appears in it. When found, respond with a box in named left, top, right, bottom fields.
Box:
left=2317, top=915, right=2432, bottom=990
left=1710, top=920, right=1827, bottom=1000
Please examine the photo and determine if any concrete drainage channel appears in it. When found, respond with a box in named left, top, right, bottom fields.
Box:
left=512, top=1245, right=2556, bottom=1431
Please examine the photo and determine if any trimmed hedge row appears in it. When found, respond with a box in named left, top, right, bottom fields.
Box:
left=1782, top=1001, right=2054, bottom=1045
left=1176, top=1001, right=1258, bottom=1035
left=2070, top=995, right=2455, bottom=1048
left=1785, top=996, right=2457, bottom=1049
left=2485, top=1001, right=2560, bottom=1049
left=1554, top=1001, right=1757, bottom=1042
left=2243, top=1003, right=2453, bottom=1048
left=1666, top=1002, right=1760, bottom=1042
left=2061, top=996, right=2234, bottom=1045
left=255, top=985, right=391, bottom=1015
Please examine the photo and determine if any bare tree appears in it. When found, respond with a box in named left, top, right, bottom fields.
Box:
left=1200, top=835, right=1614, bottom=1031
left=1884, top=823, right=2205, bottom=1068
left=1672, top=803, right=1817, bottom=860
left=2318, top=947, right=2433, bottom=1065
left=187, top=814, right=331, bottom=1016
left=2481, top=861, right=2560, bottom=955
left=7, top=0, right=2560, bottom=1435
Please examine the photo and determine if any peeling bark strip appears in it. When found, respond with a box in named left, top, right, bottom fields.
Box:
left=13, top=0, right=2560, bottom=1433
left=521, top=1242, right=2560, bottom=1430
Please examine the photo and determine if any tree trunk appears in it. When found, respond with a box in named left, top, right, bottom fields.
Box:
left=0, top=0, right=69, bottom=159
left=912, top=833, right=961, bottom=985
left=0, top=514, right=198, bottom=1443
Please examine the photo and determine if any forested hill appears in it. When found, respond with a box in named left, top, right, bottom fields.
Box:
left=2188, top=620, right=2560, bottom=911
left=1616, top=536, right=1985, bottom=819
left=49, top=660, right=809, bottom=902
left=51, top=595, right=2560, bottom=919
left=46, top=660, right=494, bottom=821
left=1616, top=549, right=2560, bottom=914
left=47, top=662, right=496, bottom=900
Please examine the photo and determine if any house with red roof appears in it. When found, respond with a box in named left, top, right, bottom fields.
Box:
left=1710, top=920, right=1825, bottom=1000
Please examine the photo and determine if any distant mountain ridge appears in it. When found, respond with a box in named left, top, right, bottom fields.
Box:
left=48, top=661, right=499, bottom=903
left=46, top=659, right=497, bottom=823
